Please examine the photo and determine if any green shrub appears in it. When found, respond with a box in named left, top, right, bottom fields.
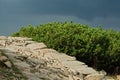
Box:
left=11, top=22, right=120, bottom=74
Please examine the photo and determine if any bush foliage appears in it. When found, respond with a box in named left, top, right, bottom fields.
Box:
left=11, top=22, right=120, bottom=74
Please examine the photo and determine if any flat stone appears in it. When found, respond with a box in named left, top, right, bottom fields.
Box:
left=67, top=65, right=88, bottom=70
left=12, top=42, right=26, bottom=46
left=26, top=43, right=47, bottom=50
left=22, top=71, right=41, bottom=80
left=4, top=61, right=12, bottom=68
left=14, top=62, right=31, bottom=70
left=77, top=67, right=97, bottom=75
left=0, top=36, right=7, bottom=40
left=84, top=73, right=104, bottom=80
left=20, top=37, right=32, bottom=41
left=62, top=61, right=85, bottom=66
left=39, top=48, right=57, bottom=54
left=56, top=53, right=76, bottom=61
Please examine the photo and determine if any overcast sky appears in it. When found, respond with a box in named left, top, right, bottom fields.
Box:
left=0, top=0, right=120, bottom=35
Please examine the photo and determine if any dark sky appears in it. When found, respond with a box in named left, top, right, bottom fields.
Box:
left=0, top=0, right=120, bottom=35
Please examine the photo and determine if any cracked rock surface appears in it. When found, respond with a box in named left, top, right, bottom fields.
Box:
left=0, top=36, right=106, bottom=80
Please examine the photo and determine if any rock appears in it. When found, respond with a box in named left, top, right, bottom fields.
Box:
left=0, top=36, right=107, bottom=80
left=38, top=48, right=57, bottom=54
left=26, top=43, right=47, bottom=50
left=8, top=37, right=32, bottom=42
left=105, top=78, right=115, bottom=80
left=69, top=75, right=82, bottom=80
left=25, top=41, right=36, bottom=44
left=117, top=75, right=120, bottom=80
left=73, top=76, right=82, bottom=80
left=12, top=42, right=27, bottom=46
left=0, top=52, right=12, bottom=68
left=77, top=67, right=97, bottom=75
left=22, top=71, right=40, bottom=80
left=14, top=62, right=30, bottom=70
left=62, top=61, right=87, bottom=69
left=4, top=61, right=12, bottom=68
left=69, top=75, right=74, bottom=80
left=0, top=40, right=7, bottom=46
left=56, top=53, right=76, bottom=61
left=84, top=73, right=104, bottom=80
left=99, top=70, right=107, bottom=76
left=0, top=36, right=7, bottom=40
left=0, top=56, right=8, bottom=62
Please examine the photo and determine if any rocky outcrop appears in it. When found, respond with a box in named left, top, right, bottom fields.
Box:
left=0, top=51, right=12, bottom=68
left=0, top=36, right=107, bottom=80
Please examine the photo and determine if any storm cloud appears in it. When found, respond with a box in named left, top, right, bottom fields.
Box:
left=0, top=0, right=120, bottom=35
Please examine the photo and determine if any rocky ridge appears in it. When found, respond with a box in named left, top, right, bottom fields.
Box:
left=0, top=36, right=107, bottom=80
